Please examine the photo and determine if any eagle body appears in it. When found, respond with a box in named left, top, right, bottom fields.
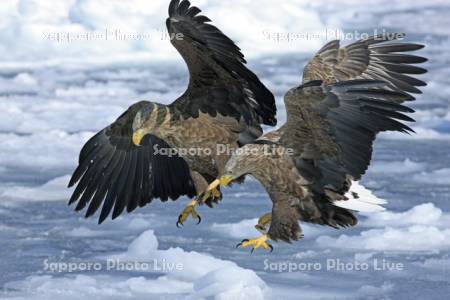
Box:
left=138, top=101, right=244, bottom=182
left=225, top=137, right=357, bottom=243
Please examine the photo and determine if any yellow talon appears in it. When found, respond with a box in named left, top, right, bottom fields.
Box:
left=211, top=188, right=221, bottom=199
left=236, top=234, right=273, bottom=253
left=201, top=186, right=221, bottom=203
left=177, top=199, right=201, bottom=227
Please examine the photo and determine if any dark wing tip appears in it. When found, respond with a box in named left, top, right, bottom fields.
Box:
left=168, top=0, right=181, bottom=16
left=167, top=0, right=277, bottom=129
left=169, top=0, right=203, bottom=20
left=67, top=179, right=75, bottom=188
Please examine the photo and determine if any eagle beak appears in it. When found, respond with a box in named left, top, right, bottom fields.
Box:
left=132, top=130, right=145, bottom=147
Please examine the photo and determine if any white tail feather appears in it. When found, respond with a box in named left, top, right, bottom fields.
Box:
left=334, top=181, right=387, bottom=213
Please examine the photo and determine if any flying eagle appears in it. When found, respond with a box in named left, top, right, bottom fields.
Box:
left=204, top=34, right=428, bottom=252
left=68, top=0, right=277, bottom=224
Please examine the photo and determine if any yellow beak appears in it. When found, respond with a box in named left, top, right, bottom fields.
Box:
left=132, top=130, right=145, bottom=147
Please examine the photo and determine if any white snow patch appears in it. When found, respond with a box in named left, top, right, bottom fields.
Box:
left=414, top=258, right=450, bottom=272
left=357, top=282, right=394, bottom=297
left=6, top=230, right=268, bottom=300
left=211, top=218, right=260, bottom=239
left=317, top=225, right=450, bottom=252
left=112, top=230, right=269, bottom=299
left=0, top=175, right=72, bottom=201
left=292, top=250, right=318, bottom=260
left=4, top=274, right=191, bottom=300
left=317, top=204, right=450, bottom=252
left=354, top=252, right=376, bottom=262
left=123, top=218, right=153, bottom=231
left=67, top=226, right=103, bottom=238
left=370, top=159, right=426, bottom=174
left=0, top=131, right=90, bottom=179
left=0, top=0, right=328, bottom=64
left=0, top=73, right=39, bottom=94
left=82, top=215, right=153, bottom=232
left=412, top=168, right=450, bottom=185
left=361, top=203, right=443, bottom=227
left=13, top=73, right=39, bottom=86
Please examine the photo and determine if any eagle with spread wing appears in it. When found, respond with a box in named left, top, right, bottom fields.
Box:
left=204, top=34, right=428, bottom=252
left=68, top=0, right=277, bottom=224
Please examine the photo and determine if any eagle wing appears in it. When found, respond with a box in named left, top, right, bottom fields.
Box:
left=280, top=80, right=418, bottom=202
left=281, top=34, right=427, bottom=198
left=167, top=0, right=277, bottom=129
left=68, top=102, right=196, bottom=224
left=303, top=34, right=427, bottom=96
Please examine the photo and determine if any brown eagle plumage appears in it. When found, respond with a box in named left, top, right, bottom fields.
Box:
left=206, top=34, right=428, bottom=252
left=68, top=0, right=277, bottom=224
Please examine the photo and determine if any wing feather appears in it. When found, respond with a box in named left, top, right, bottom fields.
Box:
left=68, top=102, right=196, bottom=224
left=166, top=0, right=276, bottom=128
left=303, top=34, right=427, bottom=98
left=280, top=80, right=417, bottom=198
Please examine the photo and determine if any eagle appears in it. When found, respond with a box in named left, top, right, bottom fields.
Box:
left=203, top=34, right=428, bottom=252
left=68, top=0, right=277, bottom=225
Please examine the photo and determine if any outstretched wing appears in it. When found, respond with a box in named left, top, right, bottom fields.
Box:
left=280, top=80, right=416, bottom=197
left=68, top=102, right=196, bottom=224
left=166, top=0, right=277, bottom=129
left=303, top=34, right=427, bottom=96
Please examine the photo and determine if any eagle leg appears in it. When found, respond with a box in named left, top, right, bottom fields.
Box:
left=201, top=186, right=221, bottom=204
left=236, top=234, right=274, bottom=253
left=180, top=176, right=230, bottom=227
left=200, top=176, right=233, bottom=205
left=255, top=213, right=272, bottom=233
left=176, top=199, right=201, bottom=227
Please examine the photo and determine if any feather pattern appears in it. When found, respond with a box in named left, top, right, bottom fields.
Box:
left=303, top=33, right=428, bottom=98
left=68, top=102, right=197, bottom=224
left=167, top=0, right=276, bottom=126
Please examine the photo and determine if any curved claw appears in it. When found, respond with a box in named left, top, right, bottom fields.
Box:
left=236, top=239, right=249, bottom=248
left=176, top=216, right=184, bottom=228
left=177, top=199, right=201, bottom=228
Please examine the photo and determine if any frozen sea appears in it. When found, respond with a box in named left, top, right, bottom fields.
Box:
left=1, top=0, right=450, bottom=299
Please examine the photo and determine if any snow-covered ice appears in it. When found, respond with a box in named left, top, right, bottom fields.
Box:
left=1, top=0, right=450, bottom=299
